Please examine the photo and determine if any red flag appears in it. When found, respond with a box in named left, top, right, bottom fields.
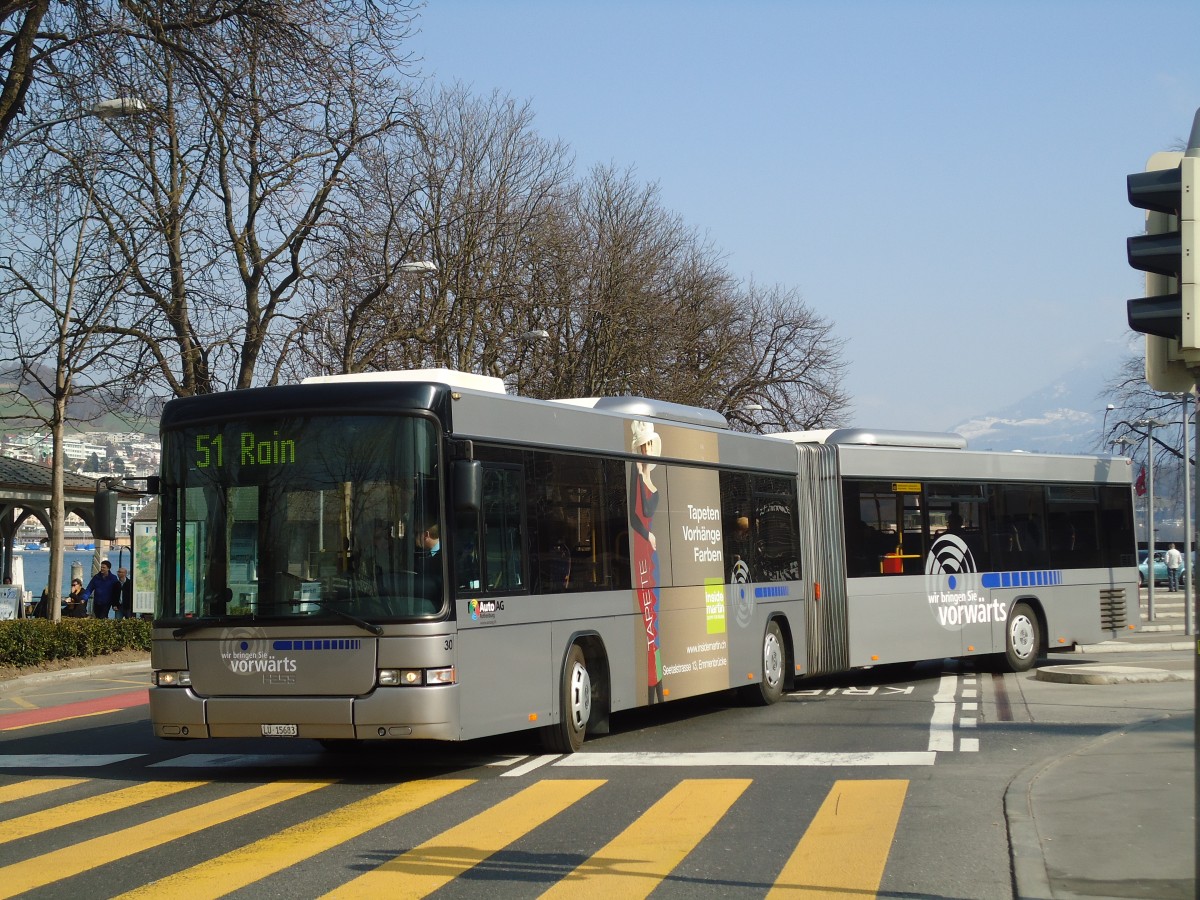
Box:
left=1135, top=466, right=1147, bottom=496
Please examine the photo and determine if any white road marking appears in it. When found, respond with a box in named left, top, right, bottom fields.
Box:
left=501, top=754, right=561, bottom=777
left=0, top=754, right=143, bottom=767
left=553, top=751, right=935, bottom=767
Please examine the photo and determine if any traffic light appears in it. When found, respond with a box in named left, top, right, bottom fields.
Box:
left=1126, top=140, right=1198, bottom=390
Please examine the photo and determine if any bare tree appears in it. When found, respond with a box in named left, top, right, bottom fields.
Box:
left=0, top=123, right=139, bottom=617
left=4, top=1, right=421, bottom=408
left=290, top=84, right=574, bottom=381
left=1, top=0, right=346, bottom=149
left=290, top=103, right=850, bottom=432
left=1102, top=347, right=1196, bottom=525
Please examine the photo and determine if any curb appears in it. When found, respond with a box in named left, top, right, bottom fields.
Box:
left=1075, top=640, right=1192, bottom=653
left=1004, top=716, right=1173, bottom=900
left=0, top=659, right=150, bottom=695
left=1036, top=663, right=1194, bottom=685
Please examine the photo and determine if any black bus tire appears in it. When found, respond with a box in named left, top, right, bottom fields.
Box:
left=1004, top=602, right=1041, bottom=672
left=541, top=644, right=591, bottom=753
left=740, top=619, right=786, bottom=706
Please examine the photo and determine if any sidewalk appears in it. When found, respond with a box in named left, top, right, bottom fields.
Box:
left=1008, top=594, right=1196, bottom=899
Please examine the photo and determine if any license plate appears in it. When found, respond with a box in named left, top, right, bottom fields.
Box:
left=261, top=724, right=298, bottom=737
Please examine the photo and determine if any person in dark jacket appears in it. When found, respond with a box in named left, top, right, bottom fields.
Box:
left=83, top=560, right=120, bottom=619
left=113, top=566, right=133, bottom=619
left=65, top=578, right=87, bottom=618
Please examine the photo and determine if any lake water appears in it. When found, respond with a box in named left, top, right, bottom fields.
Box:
left=9, top=549, right=131, bottom=597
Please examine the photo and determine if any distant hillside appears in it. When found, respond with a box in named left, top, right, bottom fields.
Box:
left=0, top=367, right=154, bottom=436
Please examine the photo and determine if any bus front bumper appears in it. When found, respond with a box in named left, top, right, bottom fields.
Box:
left=149, top=685, right=460, bottom=741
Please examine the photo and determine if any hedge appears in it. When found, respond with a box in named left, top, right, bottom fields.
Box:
left=0, top=618, right=152, bottom=668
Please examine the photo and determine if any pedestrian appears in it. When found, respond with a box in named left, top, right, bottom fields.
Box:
left=113, top=566, right=133, bottom=620
left=65, top=578, right=87, bottom=618
left=1165, top=543, right=1184, bottom=592
left=82, top=560, right=120, bottom=619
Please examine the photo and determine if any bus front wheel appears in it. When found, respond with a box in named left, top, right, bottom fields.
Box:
left=541, top=644, right=591, bottom=753
left=1004, top=602, right=1041, bottom=672
left=740, top=619, right=786, bottom=706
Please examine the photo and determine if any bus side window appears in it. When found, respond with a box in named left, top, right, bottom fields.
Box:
left=482, top=465, right=525, bottom=593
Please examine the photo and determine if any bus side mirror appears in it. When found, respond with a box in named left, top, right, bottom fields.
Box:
left=453, top=460, right=482, bottom=514
left=93, top=488, right=120, bottom=540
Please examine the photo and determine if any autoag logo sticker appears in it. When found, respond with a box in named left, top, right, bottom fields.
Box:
left=924, top=534, right=1005, bottom=631
left=467, top=598, right=503, bottom=623
left=220, top=626, right=297, bottom=675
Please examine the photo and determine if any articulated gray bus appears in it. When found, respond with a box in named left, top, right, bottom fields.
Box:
left=148, top=371, right=1138, bottom=750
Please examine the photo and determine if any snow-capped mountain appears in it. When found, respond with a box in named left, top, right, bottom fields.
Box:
left=949, top=353, right=1116, bottom=454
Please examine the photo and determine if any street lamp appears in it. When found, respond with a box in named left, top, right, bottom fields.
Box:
left=1136, top=417, right=1169, bottom=621
left=1110, top=436, right=1135, bottom=455
left=5, top=97, right=151, bottom=146
left=89, top=98, right=149, bottom=120
left=397, top=260, right=437, bottom=275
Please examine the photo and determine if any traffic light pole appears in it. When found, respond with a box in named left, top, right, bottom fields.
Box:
left=1124, top=107, right=1200, bottom=895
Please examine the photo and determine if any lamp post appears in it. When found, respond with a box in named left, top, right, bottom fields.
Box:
left=1136, top=417, right=1169, bottom=620
left=1101, top=403, right=1116, bottom=440
left=34, top=97, right=150, bottom=623
left=4, top=98, right=151, bottom=147
left=516, top=328, right=551, bottom=396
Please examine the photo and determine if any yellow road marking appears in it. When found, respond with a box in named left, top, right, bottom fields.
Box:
left=0, top=780, right=207, bottom=845
left=541, top=778, right=750, bottom=899
left=767, top=779, right=908, bottom=899
left=0, top=779, right=330, bottom=898
left=4, top=697, right=38, bottom=710
left=0, top=777, right=88, bottom=805
left=115, top=778, right=475, bottom=900
left=324, top=779, right=605, bottom=899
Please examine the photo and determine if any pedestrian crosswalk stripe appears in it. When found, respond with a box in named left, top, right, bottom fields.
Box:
left=0, top=776, right=915, bottom=897
left=0, top=780, right=208, bottom=846
left=0, top=777, right=88, bottom=805
left=323, top=779, right=605, bottom=898
left=0, top=779, right=331, bottom=899
left=766, top=779, right=908, bottom=899
left=541, top=778, right=751, bottom=899
left=112, top=778, right=475, bottom=900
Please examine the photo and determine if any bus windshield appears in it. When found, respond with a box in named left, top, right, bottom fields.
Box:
left=158, top=414, right=443, bottom=624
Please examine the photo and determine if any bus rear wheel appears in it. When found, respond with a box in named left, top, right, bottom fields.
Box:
left=740, top=619, right=786, bottom=706
left=1003, top=602, right=1041, bottom=672
left=541, top=644, right=591, bottom=753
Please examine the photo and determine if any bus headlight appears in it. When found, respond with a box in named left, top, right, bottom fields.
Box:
left=153, top=670, right=191, bottom=687
left=377, top=667, right=456, bottom=687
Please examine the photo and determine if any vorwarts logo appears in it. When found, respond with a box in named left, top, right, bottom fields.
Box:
left=924, top=534, right=978, bottom=632
left=220, top=626, right=297, bottom=675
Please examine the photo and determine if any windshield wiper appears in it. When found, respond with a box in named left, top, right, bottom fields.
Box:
left=172, top=616, right=230, bottom=639
left=314, top=601, right=384, bottom=636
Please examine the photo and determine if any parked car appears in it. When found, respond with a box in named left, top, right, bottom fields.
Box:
left=1138, top=549, right=1189, bottom=587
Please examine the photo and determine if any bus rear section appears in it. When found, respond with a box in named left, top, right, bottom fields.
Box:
left=790, top=430, right=1139, bottom=675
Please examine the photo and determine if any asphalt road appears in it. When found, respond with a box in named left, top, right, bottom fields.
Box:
left=0, top=646, right=1192, bottom=899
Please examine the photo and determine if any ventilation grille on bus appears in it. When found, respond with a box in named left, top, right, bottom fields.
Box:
left=1099, top=588, right=1129, bottom=631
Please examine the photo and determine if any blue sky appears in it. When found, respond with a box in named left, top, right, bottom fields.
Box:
left=412, top=1, right=1200, bottom=431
